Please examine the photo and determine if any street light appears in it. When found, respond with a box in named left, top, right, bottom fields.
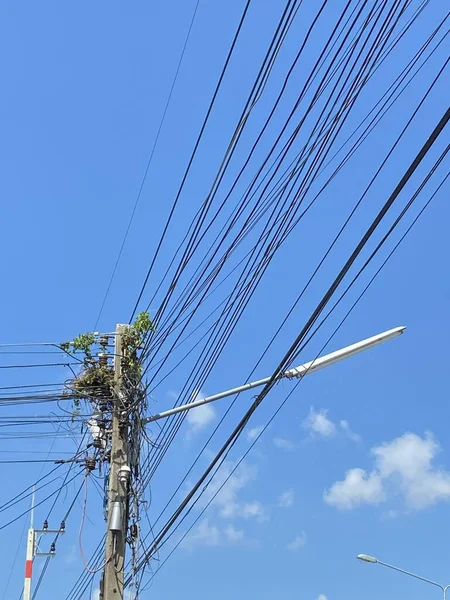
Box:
left=143, top=326, right=406, bottom=424
left=357, top=554, right=450, bottom=599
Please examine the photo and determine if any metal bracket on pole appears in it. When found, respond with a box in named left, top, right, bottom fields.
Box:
left=33, top=528, right=64, bottom=556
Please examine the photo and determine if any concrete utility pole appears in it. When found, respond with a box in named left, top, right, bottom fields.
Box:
left=103, top=325, right=130, bottom=600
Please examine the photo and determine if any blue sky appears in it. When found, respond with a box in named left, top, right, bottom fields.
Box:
left=0, top=1, right=449, bottom=600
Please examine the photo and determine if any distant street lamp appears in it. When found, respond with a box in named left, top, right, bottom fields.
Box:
left=357, top=554, right=450, bottom=599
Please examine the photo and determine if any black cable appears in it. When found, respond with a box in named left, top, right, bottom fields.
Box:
left=139, top=0, right=414, bottom=486
left=0, top=459, right=66, bottom=464
left=0, top=363, right=80, bottom=369
left=141, top=0, right=307, bottom=325
left=31, top=477, right=86, bottom=600
left=138, top=0, right=404, bottom=398
left=94, top=0, right=202, bottom=329
left=130, top=0, right=254, bottom=320
left=137, top=162, right=450, bottom=585
left=131, top=99, right=449, bottom=578
left=138, top=0, right=395, bottom=347
left=137, top=0, right=348, bottom=354
left=136, top=0, right=378, bottom=477
left=122, top=1, right=446, bottom=580
left=258, top=104, right=450, bottom=383
left=0, top=470, right=82, bottom=532
left=141, top=16, right=448, bottom=397
left=153, top=142, right=450, bottom=550
left=0, top=465, right=63, bottom=513
left=64, top=537, right=105, bottom=600
left=293, top=147, right=449, bottom=363
left=145, top=1, right=442, bottom=398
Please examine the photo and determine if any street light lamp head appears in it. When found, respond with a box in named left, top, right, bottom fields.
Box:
left=357, top=554, right=378, bottom=564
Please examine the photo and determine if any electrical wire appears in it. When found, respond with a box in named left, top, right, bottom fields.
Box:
left=129, top=0, right=255, bottom=320
left=137, top=0, right=426, bottom=488
left=135, top=163, right=449, bottom=586
left=129, top=99, right=450, bottom=581
left=31, top=476, right=86, bottom=599
left=0, top=470, right=83, bottom=532
left=136, top=0, right=376, bottom=480
left=93, top=0, right=202, bottom=330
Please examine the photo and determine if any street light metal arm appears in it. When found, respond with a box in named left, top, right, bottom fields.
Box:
left=357, top=554, right=447, bottom=596
left=377, top=559, right=444, bottom=591
left=143, top=326, right=405, bottom=425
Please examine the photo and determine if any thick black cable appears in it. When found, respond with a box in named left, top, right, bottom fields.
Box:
left=131, top=2, right=446, bottom=564
left=137, top=0, right=408, bottom=482
left=132, top=101, right=449, bottom=576
left=137, top=0, right=398, bottom=390
left=138, top=0, right=353, bottom=352
left=141, top=17, right=448, bottom=397
left=136, top=163, right=450, bottom=585
left=138, top=0, right=380, bottom=474
left=141, top=0, right=309, bottom=328
left=152, top=142, right=450, bottom=553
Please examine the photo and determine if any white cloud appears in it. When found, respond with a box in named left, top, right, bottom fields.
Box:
left=273, top=437, right=295, bottom=450
left=340, top=419, right=361, bottom=442
left=303, top=407, right=360, bottom=442
left=183, top=519, right=220, bottom=550
left=317, top=595, right=328, bottom=600
left=247, top=425, right=264, bottom=441
left=225, top=524, right=244, bottom=542
left=201, top=459, right=267, bottom=521
left=324, top=468, right=385, bottom=509
left=277, top=490, right=294, bottom=508
left=64, top=544, right=77, bottom=565
left=242, top=501, right=266, bottom=520
left=325, top=432, right=450, bottom=511
left=186, top=390, right=215, bottom=435
left=303, top=407, right=336, bottom=437
left=286, top=531, right=307, bottom=551
left=381, top=509, right=398, bottom=520
left=210, top=461, right=256, bottom=518
left=184, top=520, right=246, bottom=549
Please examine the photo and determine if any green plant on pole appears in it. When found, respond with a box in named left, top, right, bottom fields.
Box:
left=61, top=311, right=154, bottom=402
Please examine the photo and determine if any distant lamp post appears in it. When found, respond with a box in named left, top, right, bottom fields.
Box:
left=357, top=554, right=450, bottom=599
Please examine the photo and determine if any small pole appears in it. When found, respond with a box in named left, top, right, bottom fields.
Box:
left=30, top=485, right=35, bottom=529
left=23, top=488, right=36, bottom=600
